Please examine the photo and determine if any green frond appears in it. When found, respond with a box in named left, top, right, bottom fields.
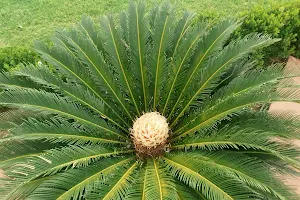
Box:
left=99, top=13, right=140, bottom=116
left=170, top=33, right=280, bottom=127
left=172, top=126, right=300, bottom=169
left=172, top=64, right=286, bottom=135
left=0, top=71, right=39, bottom=90
left=55, top=27, right=135, bottom=120
left=172, top=88, right=274, bottom=140
left=77, top=15, right=104, bottom=53
left=26, top=157, right=134, bottom=200
left=1, top=117, right=126, bottom=145
left=177, top=151, right=294, bottom=199
left=0, top=109, right=37, bottom=130
left=86, top=160, right=138, bottom=200
left=167, top=19, right=240, bottom=120
left=162, top=154, right=254, bottom=200
left=227, top=110, right=300, bottom=139
left=0, top=88, right=127, bottom=140
left=125, top=1, right=149, bottom=112
left=141, top=158, right=178, bottom=200
left=13, top=63, right=130, bottom=131
left=175, top=181, right=207, bottom=200
left=7, top=145, right=132, bottom=179
left=0, top=174, right=54, bottom=200
left=0, top=140, right=56, bottom=168
left=34, top=35, right=130, bottom=125
left=162, top=21, right=210, bottom=115
left=1, top=145, right=134, bottom=199
left=126, top=159, right=178, bottom=200
left=148, top=2, right=175, bottom=110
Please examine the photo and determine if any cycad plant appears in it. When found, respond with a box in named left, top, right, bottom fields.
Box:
left=1, top=1, right=300, bottom=200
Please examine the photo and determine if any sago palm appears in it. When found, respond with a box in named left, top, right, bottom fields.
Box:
left=0, top=1, right=300, bottom=200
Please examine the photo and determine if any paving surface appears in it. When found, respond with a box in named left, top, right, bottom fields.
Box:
left=269, top=56, right=300, bottom=195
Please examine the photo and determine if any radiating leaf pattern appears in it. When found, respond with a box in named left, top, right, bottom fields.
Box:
left=0, top=1, right=299, bottom=200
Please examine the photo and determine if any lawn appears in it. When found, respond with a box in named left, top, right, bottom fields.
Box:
left=0, top=0, right=291, bottom=47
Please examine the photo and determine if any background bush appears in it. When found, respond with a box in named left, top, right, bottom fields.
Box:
left=234, top=1, right=300, bottom=66
left=0, top=0, right=299, bottom=71
left=0, top=46, right=39, bottom=71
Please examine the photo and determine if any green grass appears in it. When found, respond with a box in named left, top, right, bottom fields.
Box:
left=0, top=0, right=291, bottom=47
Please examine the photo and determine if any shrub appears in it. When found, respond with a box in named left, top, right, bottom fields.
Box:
left=0, top=2, right=299, bottom=200
left=234, top=1, right=300, bottom=65
left=0, top=46, right=39, bottom=71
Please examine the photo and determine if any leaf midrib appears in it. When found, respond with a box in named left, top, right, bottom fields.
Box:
left=102, top=160, right=137, bottom=200
left=163, top=157, right=234, bottom=200
left=56, top=157, right=133, bottom=200
left=153, top=15, right=169, bottom=110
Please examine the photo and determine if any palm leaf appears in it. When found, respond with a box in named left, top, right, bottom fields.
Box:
left=167, top=19, right=240, bottom=119
left=99, top=13, right=140, bottom=116
left=170, top=33, right=280, bottom=127
left=142, top=158, right=178, bottom=200
left=0, top=88, right=127, bottom=140
left=172, top=126, right=300, bottom=169
left=162, top=21, right=210, bottom=115
left=1, top=117, right=125, bottom=145
left=162, top=154, right=254, bottom=200
left=35, top=36, right=129, bottom=124
left=148, top=2, right=175, bottom=110
left=13, top=63, right=130, bottom=131
left=125, top=1, right=149, bottom=112
left=86, top=160, right=138, bottom=200
left=175, top=181, right=207, bottom=200
left=55, top=27, right=135, bottom=120
left=26, top=157, right=134, bottom=200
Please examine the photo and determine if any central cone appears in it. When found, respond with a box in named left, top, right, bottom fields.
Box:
left=130, top=112, right=169, bottom=156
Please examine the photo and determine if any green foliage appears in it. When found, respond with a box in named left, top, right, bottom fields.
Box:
left=0, top=46, right=39, bottom=71
left=234, top=0, right=300, bottom=65
left=0, top=2, right=300, bottom=200
left=0, top=0, right=291, bottom=47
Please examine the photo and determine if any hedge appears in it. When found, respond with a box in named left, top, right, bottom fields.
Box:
left=234, top=0, right=300, bottom=65
left=0, top=46, right=40, bottom=71
left=0, top=0, right=299, bottom=71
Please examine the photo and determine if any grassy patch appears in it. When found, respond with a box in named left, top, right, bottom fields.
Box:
left=0, top=0, right=291, bottom=47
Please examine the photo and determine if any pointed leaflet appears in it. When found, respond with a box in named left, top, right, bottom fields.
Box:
left=1, top=117, right=125, bottom=145
left=3, top=146, right=133, bottom=200
left=141, top=159, right=178, bottom=200
left=163, top=154, right=254, bottom=200
left=77, top=15, right=104, bottom=53
left=85, top=160, right=138, bottom=200
left=100, top=14, right=140, bottom=116
left=187, top=151, right=293, bottom=200
left=55, top=28, right=134, bottom=121
left=170, top=33, right=280, bottom=127
left=34, top=39, right=129, bottom=125
left=126, top=1, right=149, bottom=112
left=171, top=126, right=300, bottom=169
left=175, top=181, right=207, bottom=200
left=173, top=64, right=285, bottom=134
left=162, top=21, right=210, bottom=115
left=25, top=157, right=134, bottom=200
left=168, top=20, right=239, bottom=119
left=0, top=88, right=127, bottom=139
left=172, top=87, right=275, bottom=140
left=0, top=141, right=55, bottom=168
left=13, top=63, right=129, bottom=131
left=148, top=3, right=175, bottom=110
